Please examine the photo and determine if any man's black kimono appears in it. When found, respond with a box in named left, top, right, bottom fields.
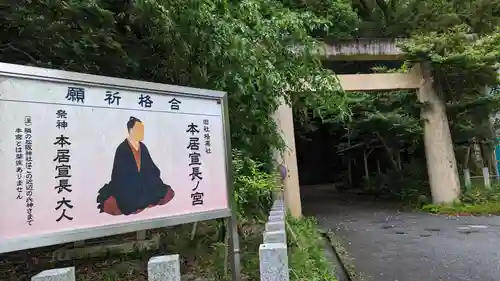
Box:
left=96, top=139, right=172, bottom=215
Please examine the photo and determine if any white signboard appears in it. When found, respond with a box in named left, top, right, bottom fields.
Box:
left=0, top=63, right=234, bottom=253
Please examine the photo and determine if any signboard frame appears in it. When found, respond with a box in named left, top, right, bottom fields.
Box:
left=0, top=62, right=241, bottom=280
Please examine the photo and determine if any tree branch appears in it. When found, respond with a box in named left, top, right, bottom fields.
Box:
left=2, top=43, right=38, bottom=64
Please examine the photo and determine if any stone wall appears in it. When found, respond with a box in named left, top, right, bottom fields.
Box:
left=259, top=199, right=289, bottom=281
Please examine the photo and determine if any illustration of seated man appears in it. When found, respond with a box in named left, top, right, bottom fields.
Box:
left=97, top=116, right=175, bottom=216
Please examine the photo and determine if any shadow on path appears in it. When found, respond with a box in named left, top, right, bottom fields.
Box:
left=301, top=185, right=500, bottom=281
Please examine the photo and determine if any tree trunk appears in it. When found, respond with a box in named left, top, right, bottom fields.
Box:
left=348, top=158, right=353, bottom=186
left=347, top=127, right=353, bottom=186
left=376, top=132, right=399, bottom=171
left=464, top=146, right=471, bottom=169
left=364, top=149, right=370, bottom=187
left=471, top=140, right=484, bottom=173
left=364, top=148, right=375, bottom=188
left=480, top=142, right=495, bottom=174
left=394, top=149, right=402, bottom=171
left=417, top=62, right=460, bottom=204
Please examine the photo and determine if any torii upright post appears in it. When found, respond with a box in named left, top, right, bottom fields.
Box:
left=417, top=62, right=461, bottom=203
left=273, top=98, right=302, bottom=217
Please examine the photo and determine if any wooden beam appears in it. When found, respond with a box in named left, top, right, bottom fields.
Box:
left=322, top=36, right=476, bottom=61
left=337, top=72, right=420, bottom=92
left=322, top=38, right=405, bottom=61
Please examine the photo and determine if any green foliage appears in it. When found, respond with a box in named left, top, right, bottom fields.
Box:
left=232, top=149, right=276, bottom=219
left=461, top=183, right=500, bottom=205
left=331, top=89, right=427, bottom=199
left=0, top=0, right=357, bottom=165
left=422, top=201, right=500, bottom=215
left=371, top=161, right=430, bottom=202
left=281, top=0, right=359, bottom=39
left=341, top=90, right=422, bottom=152
left=400, top=27, right=500, bottom=146
left=422, top=182, right=500, bottom=215
left=353, top=0, right=500, bottom=37
left=286, top=216, right=337, bottom=281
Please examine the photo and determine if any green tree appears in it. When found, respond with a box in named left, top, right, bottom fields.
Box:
left=400, top=27, right=500, bottom=171
left=352, top=0, right=500, bottom=37
left=0, top=0, right=359, bottom=165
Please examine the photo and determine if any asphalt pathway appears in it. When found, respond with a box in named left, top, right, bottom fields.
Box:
left=301, top=185, right=500, bottom=281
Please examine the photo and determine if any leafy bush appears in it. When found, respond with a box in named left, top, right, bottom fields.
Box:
left=422, top=183, right=500, bottom=215
left=286, top=216, right=337, bottom=281
left=384, top=161, right=430, bottom=202
left=232, top=149, right=277, bottom=219
left=362, top=159, right=430, bottom=204
left=461, top=183, right=500, bottom=204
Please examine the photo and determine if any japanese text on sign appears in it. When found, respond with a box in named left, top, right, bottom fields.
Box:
left=105, top=91, right=121, bottom=106
left=63, top=83, right=189, bottom=112
left=25, top=116, right=34, bottom=225
left=187, top=122, right=204, bottom=206
left=15, top=128, right=23, bottom=200
left=203, top=119, right=212, bottom=154
left=66, top=87, right=85, bottom=104
left=54, top=109, right=74, bottom=222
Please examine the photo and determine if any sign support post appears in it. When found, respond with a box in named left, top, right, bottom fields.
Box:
left=222, top=94, right=241, bottom=281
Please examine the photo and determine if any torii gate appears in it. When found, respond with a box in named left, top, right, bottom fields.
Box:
left=275, top=39, right=461, bottom=217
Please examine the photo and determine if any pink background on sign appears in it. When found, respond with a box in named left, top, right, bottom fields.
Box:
left=0, top=101, right=229, bottom=240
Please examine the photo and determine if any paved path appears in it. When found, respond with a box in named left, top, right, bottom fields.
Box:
left=301, top=185, right=500, bottom=281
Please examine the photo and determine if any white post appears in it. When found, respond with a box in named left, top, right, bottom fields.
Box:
left=265, top=221, right=286, bottom=232
left=137, top=230, right=147, bottom=240
left=148, top=255, right=181, bottom=281
left=32, top=267, right=75, bottom=281
left=463, top=168, right=471, bottom=189
left=483, top=167, right=491, bottom=188
left=259, top=243, right=289, bottom=281
left=263, top=231, right=286, bottom=244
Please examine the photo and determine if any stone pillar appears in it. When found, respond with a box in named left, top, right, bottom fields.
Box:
left=32, top=267, right=75, bottom=281
left=259, top=243, right=289, bottom=281
left=269, top=213, right=285, bottom=222
left=483, top=167, right=491, bottom=188
left=269, top=210, right=284, bottom=217
left=264, top=230, right=287, bottom=244
left=417, top=62, right=460, bottom=203
left=148, top=255, right=181, bottom=281
left=137, top=230, right=147, bottom=240
left=265, top=221, right=286, bottom=232
left=272, top=98, right=302, bottom=217
left=463, top=168, right=471, bottom=189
